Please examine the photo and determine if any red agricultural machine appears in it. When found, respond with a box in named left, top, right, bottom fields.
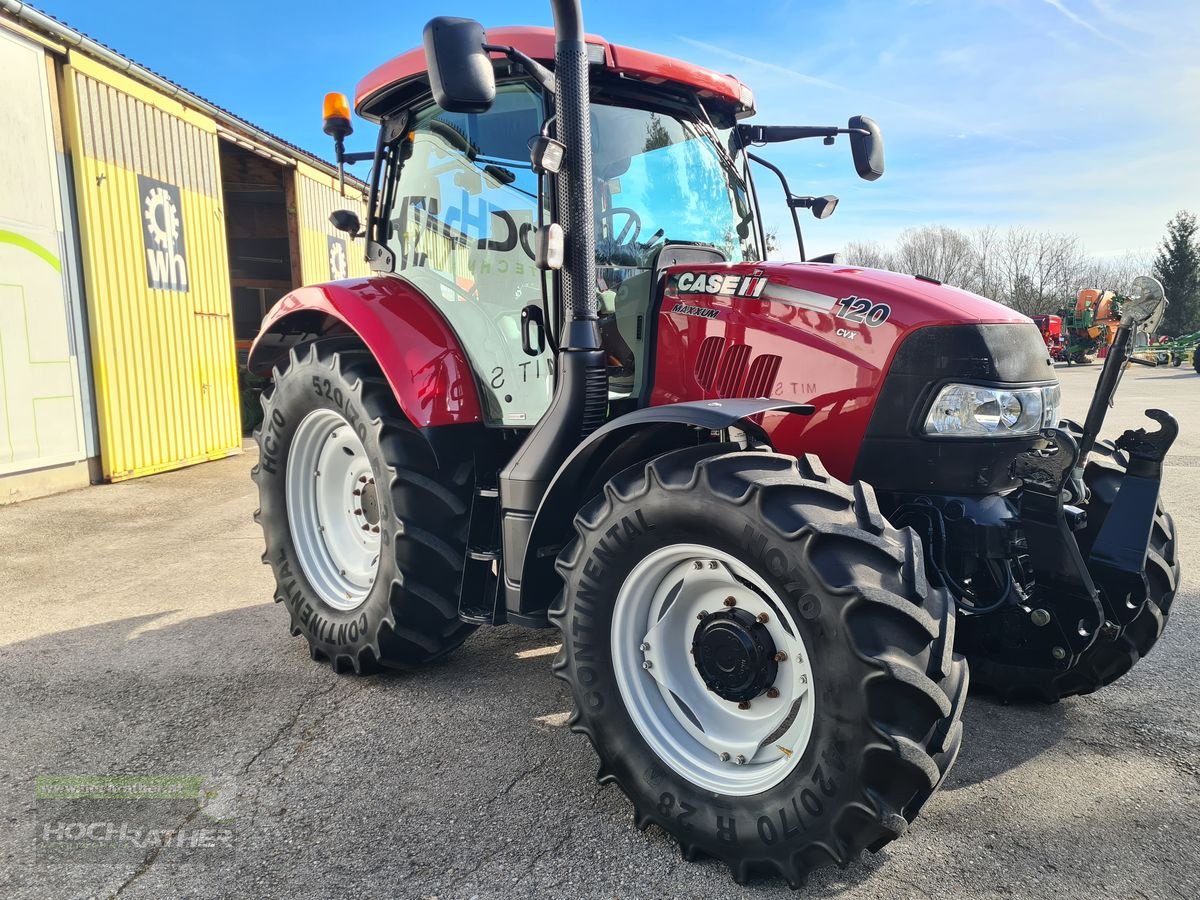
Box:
left=1032, top=313, right=1066, bottom=361
left=248, top=2, right=1181, bottom=886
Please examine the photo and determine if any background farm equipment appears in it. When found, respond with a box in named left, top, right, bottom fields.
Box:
left=1032, top=313, right=1067, bottom=361
left=1061, top=288, right=1123, bottom=364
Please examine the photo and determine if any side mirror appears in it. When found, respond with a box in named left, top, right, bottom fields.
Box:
left=1124, top=274, right=1167, bottom=329
left=330, top=209, right=362, bottom=238
left=848, top=115, right=884, bottom=181
left=423, top=17, right=495, bottom=113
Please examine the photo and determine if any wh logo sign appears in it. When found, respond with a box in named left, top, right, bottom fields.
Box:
left=328, top=235, right=348, bottom=280
left=138, top=175, right=189, bottom=292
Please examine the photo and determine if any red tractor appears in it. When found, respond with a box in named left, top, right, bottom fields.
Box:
left=248, top=3, right=1181, bottom=887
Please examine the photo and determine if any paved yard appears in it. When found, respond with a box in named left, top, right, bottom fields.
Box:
left=0, top=363, right=1197, bottom=899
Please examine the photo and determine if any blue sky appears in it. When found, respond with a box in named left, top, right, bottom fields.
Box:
left=40, top=0, right=1200, bottom=259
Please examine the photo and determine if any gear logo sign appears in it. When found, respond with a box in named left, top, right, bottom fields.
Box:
left=328, top=236, right=348, bottom=281
left=137, top=175, right=190, bottom=292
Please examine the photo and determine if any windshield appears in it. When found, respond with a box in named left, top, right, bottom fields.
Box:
left=591, top=103, right=759, bottom=266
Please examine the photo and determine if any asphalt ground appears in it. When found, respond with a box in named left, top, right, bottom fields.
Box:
left=1, top=362, right=1197, bottom=900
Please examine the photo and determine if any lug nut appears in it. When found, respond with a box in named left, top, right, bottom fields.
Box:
left=693, top=561, right=704, bottom=569
left=362, top=524, right=371, bottom=532
left=757, top=612, right=769, bottom=624
left=1100, top=620, right=1119, bottom=640
left=1051, top=646, right=1067, bottom=661
left=773, top=652, right=788, bottom=662
left=708, top=561, right=719, bottom=569
left=735, top=754, right=747, bottom=765
left=696, top=611, right=708, bottom=620
left=723, top=596, right=737, bottom=607
left=1030, top=608, right=1051, bottom=627
left=766, top=687, right=780, bottom=699
left=371, top=525, right=380, bottom=533
left=719, top=752, right=731, bottom=762
left=354, top=509, right=363, bottom=516
left=359, top=475, right=368, bottom=483
left=643, top=660, right=653, bottom=670
left=737, top=700, right=750, bottom=710
left=639, top=642, right=651, bottom=652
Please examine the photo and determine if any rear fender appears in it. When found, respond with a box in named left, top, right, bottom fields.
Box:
left=509, top=399, right=813, bottom=626
left=247, top=277, right=483, bottom=427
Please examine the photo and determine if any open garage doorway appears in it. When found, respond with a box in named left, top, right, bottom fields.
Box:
left=219, top=140, right=302, bottom=432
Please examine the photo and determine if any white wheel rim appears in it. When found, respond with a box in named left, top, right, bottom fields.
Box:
left=285, top=409, right=381, bottom=611
left=611, top=544, right=816, bottom=796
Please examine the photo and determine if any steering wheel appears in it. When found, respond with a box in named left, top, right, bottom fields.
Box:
left=599, top=207, right=642, bottom=245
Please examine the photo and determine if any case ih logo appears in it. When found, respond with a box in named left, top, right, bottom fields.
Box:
left=328, top=236, right=348, bottom=280
left=673, top=271, right=767, bottom=298
left=138, top=175, right=189, bottom=292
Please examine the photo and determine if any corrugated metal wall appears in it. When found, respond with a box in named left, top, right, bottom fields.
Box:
left=295, top=162, right=370, bottom=285
left=62, top=51, right=240, bottom=481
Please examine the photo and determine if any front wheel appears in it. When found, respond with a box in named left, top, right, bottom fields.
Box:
left=551, top=448, right=967, bottom=887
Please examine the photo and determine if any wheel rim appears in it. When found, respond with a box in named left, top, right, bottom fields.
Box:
left=611, top=544, right=816, bottom=796
left=285, top=409, right=381, bottom=611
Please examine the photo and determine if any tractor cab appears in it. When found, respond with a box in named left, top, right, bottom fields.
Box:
left=332, top=26, right=870, bottom=422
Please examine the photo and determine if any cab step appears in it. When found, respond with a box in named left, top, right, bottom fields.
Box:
left=458, top=484, right=505, bottom=625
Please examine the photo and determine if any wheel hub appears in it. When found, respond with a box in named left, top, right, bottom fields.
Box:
left=691, top=608, right=779, bottom=702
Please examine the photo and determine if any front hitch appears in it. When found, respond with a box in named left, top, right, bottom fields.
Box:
left=956, top=428, right=1104, bottom=672
left=1087, top=409, right=1178, bottom=628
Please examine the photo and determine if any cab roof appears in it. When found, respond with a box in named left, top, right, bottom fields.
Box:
left=355, top=26, right=756, bottom=121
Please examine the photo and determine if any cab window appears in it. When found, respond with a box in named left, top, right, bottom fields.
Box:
left=383, top=83, right=551, bottom=426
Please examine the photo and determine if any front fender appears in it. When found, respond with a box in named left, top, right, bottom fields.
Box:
left=247, top=277, right=483, bottom=427
left=509, top=399, right=812, bottom=625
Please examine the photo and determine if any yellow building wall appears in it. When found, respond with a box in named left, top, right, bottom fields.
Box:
left=62, top=52, right=241, bottom=481
left=295, top=163, right=371, bottom=285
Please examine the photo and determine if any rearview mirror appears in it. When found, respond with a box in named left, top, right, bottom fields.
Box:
left=848, top=115, right=884, bottom=181
left=423, top=17, right=495, bottom=114
left=330, top=209, right=362, bottom=238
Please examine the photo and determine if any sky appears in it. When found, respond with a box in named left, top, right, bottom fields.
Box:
left=37, top=0, right=1200, bottom=260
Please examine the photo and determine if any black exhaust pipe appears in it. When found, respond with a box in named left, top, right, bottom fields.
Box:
left=499, top=0, right=607, bottom=618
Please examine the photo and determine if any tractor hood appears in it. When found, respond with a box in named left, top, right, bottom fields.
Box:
left=663, top=261, right=1030, bottom=334
left=652, top=259, right=1054, bottom=489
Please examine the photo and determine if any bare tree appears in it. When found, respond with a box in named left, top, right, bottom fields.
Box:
left=893, top=226, right=976, bottom=287
left=842, top=240, right=894, bottom=270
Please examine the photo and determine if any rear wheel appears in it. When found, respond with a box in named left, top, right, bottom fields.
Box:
left=551, top=448, right=967, bottom=886
left=252, top=341, right=475, bottom=672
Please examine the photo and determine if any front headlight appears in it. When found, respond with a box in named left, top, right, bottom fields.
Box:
left=923, top=383, right=1060, bottom=437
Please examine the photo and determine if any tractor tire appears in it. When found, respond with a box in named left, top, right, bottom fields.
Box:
left=551, top=447, right=967, bottom=887
left=967, top=431, right=1180, bottom=702
left=252, top=340, right=475, bottom=673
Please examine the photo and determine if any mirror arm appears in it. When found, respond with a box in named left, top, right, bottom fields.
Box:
left=740, top=124, right=869, bottom=145
left=748, top=151, right=805, bottom=261
left=483, top=43, right=556, bottom=93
